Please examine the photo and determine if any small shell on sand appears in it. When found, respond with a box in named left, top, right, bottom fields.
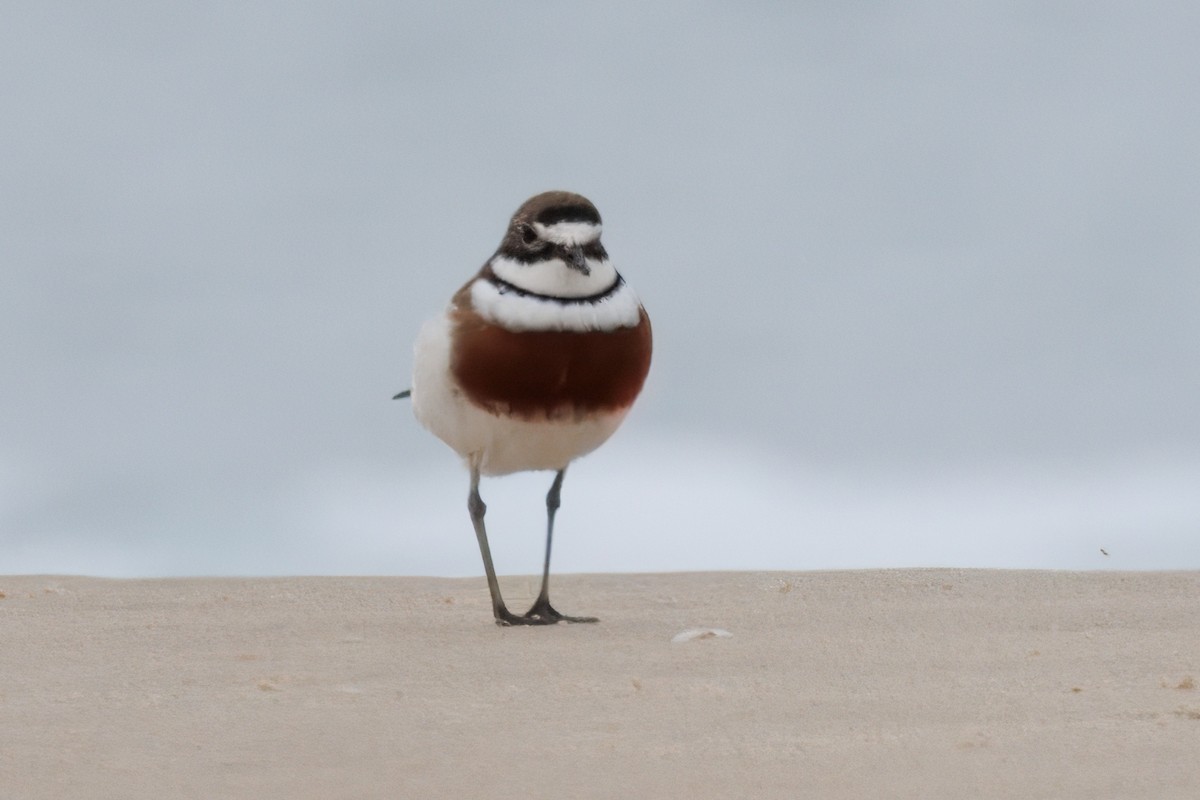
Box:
left=671, top=628, right=733, bottom=643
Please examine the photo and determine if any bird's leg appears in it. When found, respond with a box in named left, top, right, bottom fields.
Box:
left=523, top=468, right=598, bottom=624
left=468, top=467, right=552, bottom=626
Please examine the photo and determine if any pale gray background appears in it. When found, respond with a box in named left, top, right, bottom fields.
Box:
left=4, top=3, right=1198, bottom=577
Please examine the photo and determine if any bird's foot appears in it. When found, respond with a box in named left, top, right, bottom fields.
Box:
left=522, top=597, right=599, bottom=624
left=492, top=606, right=558, bottom=627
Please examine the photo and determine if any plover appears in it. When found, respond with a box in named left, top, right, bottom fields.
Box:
left=398, top=191, right=652, bottom=626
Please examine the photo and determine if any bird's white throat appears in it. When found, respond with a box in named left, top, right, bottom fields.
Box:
left=470, top=274, right=642, bottom=333
left=489, top=254, right=618, bottom=299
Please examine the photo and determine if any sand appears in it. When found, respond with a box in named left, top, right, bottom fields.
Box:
left=2, top=570, right=1198, bottom=798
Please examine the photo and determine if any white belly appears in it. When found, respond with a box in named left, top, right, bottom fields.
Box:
left=411, top=312, right=629, bottom=476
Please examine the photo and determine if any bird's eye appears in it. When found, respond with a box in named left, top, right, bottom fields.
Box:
left=520, top=224, right=538, bottom=246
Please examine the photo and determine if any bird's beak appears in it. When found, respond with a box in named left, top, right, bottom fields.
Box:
left=567, top=244, right=591, bottom=276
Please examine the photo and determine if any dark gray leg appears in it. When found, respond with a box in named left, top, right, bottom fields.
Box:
left=523, top=468, right=598, bottom=624
left=468, top=467, right=551, bottom=626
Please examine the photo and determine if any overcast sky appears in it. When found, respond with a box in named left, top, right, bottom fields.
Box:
left=4, top=3, right=1199, bottom=577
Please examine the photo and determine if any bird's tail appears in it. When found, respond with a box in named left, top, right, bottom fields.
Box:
left=392, top=389, right=412, bottom=400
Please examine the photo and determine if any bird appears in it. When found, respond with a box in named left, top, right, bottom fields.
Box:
left=397, top=191, right=652, bottom=626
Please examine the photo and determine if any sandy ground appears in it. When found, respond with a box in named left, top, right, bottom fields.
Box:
left=2, top=570, right=1198, bottom=799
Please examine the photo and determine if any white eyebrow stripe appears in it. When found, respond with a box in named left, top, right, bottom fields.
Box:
left=532, top=221, right=602, bottom=246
